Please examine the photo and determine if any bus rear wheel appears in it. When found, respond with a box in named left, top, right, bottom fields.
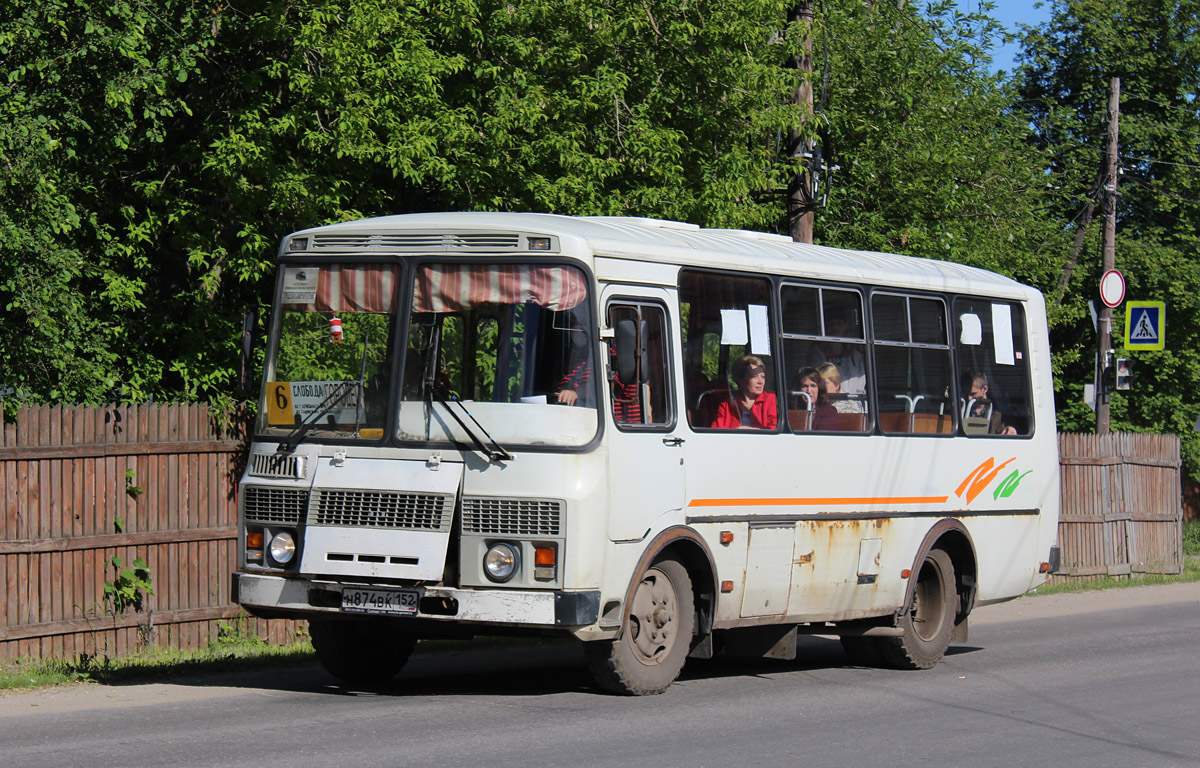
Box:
left=584, top=558, right=694, bottom=695
left=879, top=548, right=956, bottom=670
left=309, top=617, right=417, bottom=685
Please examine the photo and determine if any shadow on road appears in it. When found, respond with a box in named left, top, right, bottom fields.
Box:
left=157, top=635, right=885, bottom=698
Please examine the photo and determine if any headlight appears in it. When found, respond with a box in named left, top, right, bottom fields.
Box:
left=269, top=531, right=296, bottom=565
left=483, top=542, right=519, bottom=582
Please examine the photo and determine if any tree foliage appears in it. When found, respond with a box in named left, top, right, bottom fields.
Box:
left=1020, top=0, right=1200, bottom=478
left=2, top=0, right=806, bottom=406
left=6, top=0, right=1198, bottom=482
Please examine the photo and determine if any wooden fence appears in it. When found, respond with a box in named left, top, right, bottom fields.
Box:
left=0, top=403, right=1187, bottom=663
left=0, top=404, right=300, bottom=664
left=1054, top=432, right=1184, bottom=582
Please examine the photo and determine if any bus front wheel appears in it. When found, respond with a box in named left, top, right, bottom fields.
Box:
left=879, top=548, right=956, bottom=670
left=584, top=558, right=695, bottom=695
left=309, top=617, right=416, bottom=685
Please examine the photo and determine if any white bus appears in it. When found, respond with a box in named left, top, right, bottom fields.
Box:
left=232, top=213, right=1060, bottom=695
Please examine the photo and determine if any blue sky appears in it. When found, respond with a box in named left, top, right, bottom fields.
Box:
left=968, top=0, right=1055, bottom=73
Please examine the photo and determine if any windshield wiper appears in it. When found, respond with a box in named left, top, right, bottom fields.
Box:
left=277, top=379, right=356, bottom=453
left=426, top=380, right=512, bottom=464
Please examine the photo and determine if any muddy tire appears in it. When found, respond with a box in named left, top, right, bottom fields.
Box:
left=879, top=548, right=956, bottom=670
left=309, top=617, right=416, bottom=685
left=584, top=558, right=694, bottom=695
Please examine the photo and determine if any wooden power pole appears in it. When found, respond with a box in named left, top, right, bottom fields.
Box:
left=786, top=1, right=815, bottom=243
left=1097, top=77, right=1120, bottom=435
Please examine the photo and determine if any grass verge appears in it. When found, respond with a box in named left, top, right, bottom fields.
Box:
left=1027, top=553, right=1200, bottom=596
left=0, top=623, right=315, bottom=692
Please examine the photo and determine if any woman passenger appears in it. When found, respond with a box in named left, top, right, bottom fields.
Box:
left=797, top=366, right=837, bottom=431
left=816, top=362, right=860, bottom=413
left=711, top=355, right=778, bottom=430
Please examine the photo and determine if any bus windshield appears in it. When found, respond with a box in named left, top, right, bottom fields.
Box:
left=398, top=262, right=598, bottom=449
left=258, top=263, right=400, bottom=441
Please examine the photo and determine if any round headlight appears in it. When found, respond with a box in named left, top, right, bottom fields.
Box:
left=269, top=531, right=296, bottom=565
left=483, top=543, right=519, bottom=582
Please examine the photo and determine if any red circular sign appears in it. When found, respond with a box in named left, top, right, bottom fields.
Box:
left=1100, top=270, right=1125, bottom=308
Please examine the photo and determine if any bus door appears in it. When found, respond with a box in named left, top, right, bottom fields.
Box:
left=602, top=291, right=686, bottom=541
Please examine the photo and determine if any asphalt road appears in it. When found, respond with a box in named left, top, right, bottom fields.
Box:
left=2, top=582, right=1197, bottom=768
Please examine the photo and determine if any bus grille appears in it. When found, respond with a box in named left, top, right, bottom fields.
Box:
left=309, top=233, right=522, bottom=252
left=247, top=452, right=306, bottom=479
left=242, top=486, right=308, bottom=524
left=311, top=490, right=453, bottom=531
left=461, top=497, right=563, bottom=536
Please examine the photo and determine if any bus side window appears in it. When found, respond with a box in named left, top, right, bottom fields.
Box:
left=954, top=298, right=1033, bottom=437
left=679, top=270, right=777, bottom=430
left=608, top=303, right=671, bottom=427
left=872, top=293, right=954, bottom=435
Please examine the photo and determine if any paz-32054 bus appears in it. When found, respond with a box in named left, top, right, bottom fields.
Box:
left=232, top=213, right=1059, bottom=695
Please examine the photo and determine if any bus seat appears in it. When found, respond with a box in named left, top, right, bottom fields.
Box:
left=693, top=386, right=730, bottom=428
left=912, top=413, right=952, bottom=434
left=836, top=412, right=866, bottom=432
left=877, top=412, right=912, bottom=433
left=788, top=410, right=811, bottom=431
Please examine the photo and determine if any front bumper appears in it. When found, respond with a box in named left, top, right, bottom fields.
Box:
left=232, top=572, right=600, bottom=628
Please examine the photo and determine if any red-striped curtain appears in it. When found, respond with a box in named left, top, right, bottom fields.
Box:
left=283, top=265, right=398, bottom=313
left=414, top=264, right=587, bottom=313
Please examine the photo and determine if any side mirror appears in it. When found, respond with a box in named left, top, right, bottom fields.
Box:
left=236, top=309, right=256, bottom=400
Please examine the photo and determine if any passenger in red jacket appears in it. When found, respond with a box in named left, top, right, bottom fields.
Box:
left=711, top=355, right=778, bottom=430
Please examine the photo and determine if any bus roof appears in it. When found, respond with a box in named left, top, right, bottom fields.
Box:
left=290, top=212, right=1038, bottom=301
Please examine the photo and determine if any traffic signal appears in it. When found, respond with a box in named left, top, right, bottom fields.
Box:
left=1115, top=358, right=1133, bottom=391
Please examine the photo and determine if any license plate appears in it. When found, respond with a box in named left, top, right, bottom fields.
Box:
left=341, top=587, right=419, bottom=616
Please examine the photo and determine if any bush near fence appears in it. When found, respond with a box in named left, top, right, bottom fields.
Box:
left=0, top=403, right=1186, bottom=663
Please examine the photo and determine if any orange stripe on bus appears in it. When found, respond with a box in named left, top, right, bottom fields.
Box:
left=687, top=496, right=950, bottom=507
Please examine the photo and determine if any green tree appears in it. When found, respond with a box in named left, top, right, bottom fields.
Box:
left=813, top=0, right=1065, bottom=288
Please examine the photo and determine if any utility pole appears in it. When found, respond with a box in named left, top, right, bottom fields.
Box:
left=1097, top=77, right=1120, bottom=435
left=786, top=1, right=815, bottom=244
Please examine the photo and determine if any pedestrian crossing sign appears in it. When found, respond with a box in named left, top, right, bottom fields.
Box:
left=1124, top=301, right=1165, bottom=351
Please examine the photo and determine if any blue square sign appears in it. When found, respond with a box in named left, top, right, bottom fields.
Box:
left=1125, top=301, right=1165, bottom=350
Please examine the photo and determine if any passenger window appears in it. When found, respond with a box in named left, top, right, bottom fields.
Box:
left=872, top=292, right=953, bottom=435
left=780, top=283, right=870, bottom=432
left=680, top=271, right=778, bottom=431
left=607, top=302, right=672, bottom=428
left=954, top=298, right=1033, bottom=437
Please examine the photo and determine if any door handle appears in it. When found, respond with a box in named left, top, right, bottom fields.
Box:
left=662, top=437, right=685, bottom=447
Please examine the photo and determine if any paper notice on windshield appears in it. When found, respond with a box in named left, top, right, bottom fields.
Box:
left=281, top=267, right=320, bottom=304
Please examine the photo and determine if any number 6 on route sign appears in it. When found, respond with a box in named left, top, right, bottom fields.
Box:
left=1125, top=301, right=1165, bottom=351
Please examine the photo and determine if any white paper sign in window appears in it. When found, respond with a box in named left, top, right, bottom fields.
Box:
left=720, top=309, right=748, bottom=346
left=992, top=303, right=1015, bottom=365
left=959, top=313, right=983, bottom=346
left=748, top=304, right=770, bottom=355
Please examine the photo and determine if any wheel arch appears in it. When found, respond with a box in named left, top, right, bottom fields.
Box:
left=617, top=525, right=717, bottom=641
left=905, top=518, right=979, bottom=626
